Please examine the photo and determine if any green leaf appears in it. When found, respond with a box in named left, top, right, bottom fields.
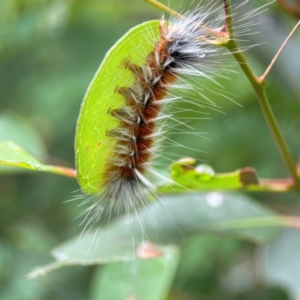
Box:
left=174, top=235, right=241, bottom=286
left=262, top=229, right=300, bottom=299
left=0, top=111, right=46, bottom=173
left=158, top=158, right=289, bottom=192
left=0, top=141, right=76, bottom=178
left=27, top=193, right=280, bottom=279
left=91, top=245, right=179, bottom=300
left=75, top=20, right=160, bottom=194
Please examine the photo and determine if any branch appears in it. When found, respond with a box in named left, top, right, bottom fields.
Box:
left=223, top=0, right=300, bottom=194
left=158, top=159, right=295, bottom=193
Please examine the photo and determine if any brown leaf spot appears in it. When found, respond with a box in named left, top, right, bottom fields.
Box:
left=240, top=167, right=259, bottom=185
left=85, top=145, right=90, bottom=152
left=97, top=142, right=101, bottom=147
left=178, top=157, right=195, bottom=171
left=136, top=241, right=163, bottom=259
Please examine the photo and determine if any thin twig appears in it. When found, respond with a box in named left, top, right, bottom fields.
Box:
left=144, top=0, right=183, bottom=19
left=43, top=165, right=77, bottom=179
left=260, top=20, right=300, bottom=82
left=143, top=0, right=229, bottom=44
left=158, top=178, right=295, bottom=193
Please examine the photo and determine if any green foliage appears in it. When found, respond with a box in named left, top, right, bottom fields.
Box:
left=0, top=140, right=48, bottom=171
left=27, top=193, right=279, bottom=280
left=0, top=0, right=300, bottom=300
left=262, top=229, right=300, bottom=299
left=91, top=245, right=179, bottom=300
left=0, top=112, right=45, bottom=162
left=75, top=20, right=160, bottom=194
left=160, top=158, right=261, bottom=192
left=0, top=141, right=75, bottom=177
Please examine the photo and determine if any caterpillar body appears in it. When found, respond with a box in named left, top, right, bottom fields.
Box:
left=75, top=1, right=263, bottom=226
left=102, top=19, right=219, bottom=198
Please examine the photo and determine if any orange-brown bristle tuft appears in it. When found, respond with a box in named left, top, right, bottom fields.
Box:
left=104, top=23, right=177, bottom=185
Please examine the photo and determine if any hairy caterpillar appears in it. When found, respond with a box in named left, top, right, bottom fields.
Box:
left=75, top=1, right=269, bottom=228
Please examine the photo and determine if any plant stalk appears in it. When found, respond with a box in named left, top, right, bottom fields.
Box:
left=224, top=0, right=300, bottom=193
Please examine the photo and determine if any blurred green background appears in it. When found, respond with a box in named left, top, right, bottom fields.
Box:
left=0, top=0, right=300, bottom=299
